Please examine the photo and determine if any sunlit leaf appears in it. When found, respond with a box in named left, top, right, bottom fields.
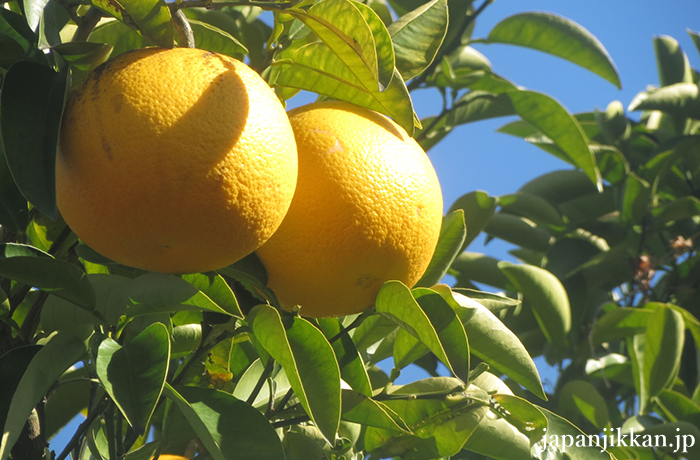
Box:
left=654, top=35, right=693, bottom=87
left=376, top=282, right=470, bottom=383
left=388, top=0, right=447, bottom=80
left=416, top=210, right=466, bottom=287
left=341, top=389, right=408, bottom=432
left=486, top=12, right=620, bottom=88
left=433, top=286, right=545, bottom=400
left=508, top=90, right=602, bottom=190
left=592, top=307, right=653, bottom=344
left=317, top=318, right=373, bottom=396
left=96, top=323, right=169, bottom=434
left=91, top=0, right=173, bottom=48
left=447, top=191, right=498, bottom=251
left=558, top=380, right=610, bottom=430
left=248, top=304, right=341, bottom=442
left=499, top=263, right=571, bottom=346
left=188, top=19, right=248, bottom=57
left=531, top=406, right=615, bottom=459
left=628, top=83, right=700, bottom=119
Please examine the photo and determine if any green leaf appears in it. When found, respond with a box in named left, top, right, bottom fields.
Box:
left=1, top=60, right=66, bottom=218
left=248, top=304, right=341, bottom=442
left=532, top=406, right=615, bottom=459
left=486, top=12, right=620, bottom=88
left=189, top=19, right=248, bottom=57
left=451, top=288, right=521, bottom=313
left=628, top=83, right=700, bottom=119
left=652, top=196, right=700, bottom=227
left=0, top=245, right=95, bottom=310
left=507, top=90, right=602, bottom=190
left=447, top=191, right=498, bottom=251
left=388, top=0, right=447, bottom=81
left=231, top=358, right=290, bottom=407
left=365, top=380, right=489, bottom=459
left=0, top=333, right=85, bottom=460
left=0, top=345, right=41, bottom=435
left=484, top=213, right=552, bottom=252
left=499, top=192, right=566, bottom=228
left=274, top=44, right=415, bottom=134
left=498, top=263, right=571, bottom=346
left=181, top=273, right=243, bottom=319
left=96, top=323, right=169, bottom=434
left=44, top=366, right=90, bottom=439
left=658, top=389, right=700, bottom=427
left=341, top=389, right=408, bottom=432
left=91, top=0, right=173, bottom=48
left=176, top=386, right=285, bottom=460
left=434, top=286, right=545, bottom=400
left=644, top=305, right=684, bottom=400
left=416, top=210, right=466, bottom=287
left=23, top=0, right=49, bottom=33
left=451, top=252, right=510, bottom=290
left=88, top=19, right=146, bottom=58
left=124, top=273, right=238, bottom=318
left=654, top=35, right=693, bottom=87
left=558, top=380, right=610, bottom=430
left=0, top=116, right=28, bottom=233
left=592, top=307, right=653, bottom=344
left=51, top=41, right=113, bottom=71
left=376, top=282, right=470, bottom=383
left=461, top=399, right=532, bottom=460
left=621, top=174, right=651, bottom=226
left=689, top=29, right=700, bottom=57
left=491, top=393, right=548, bottom=444
left=286, top=0, right=392, bottom=91
left=317, top=318, right=373, bottom=396
left=518, top=169, right=599, bottom=206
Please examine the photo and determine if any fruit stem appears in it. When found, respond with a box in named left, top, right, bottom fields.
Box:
left=171, top=8, right=196, bottom=48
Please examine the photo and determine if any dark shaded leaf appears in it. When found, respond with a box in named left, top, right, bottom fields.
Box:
left=484, top=213, right=552, bottom=252
left=317, top=318, right=373, bottom=396
left=1, top=60, right=66, bottom=218
left=0, top=346, right=41, bottom=435
left=486, top=12, right=620, bottom=88
left=499, top=192, right=566, bottom=228
left=644, top=305, right=684, bottom=399
left=451, top=252, right=510, bottom=290
left=0, top=333, right=85, bottom=460
left=654, top=35, right=693, bottom=87
left=518, top=169, right=598, bottom=206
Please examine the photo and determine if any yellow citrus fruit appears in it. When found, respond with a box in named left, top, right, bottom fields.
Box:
left=256, top=101, right=443, bottom=318
left=56, top=47, right=297, bottom=273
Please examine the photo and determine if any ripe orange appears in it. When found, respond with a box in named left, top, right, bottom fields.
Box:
left=56, top=47, right=298, bottom=273
left=256, top=102, right=443, bottom=318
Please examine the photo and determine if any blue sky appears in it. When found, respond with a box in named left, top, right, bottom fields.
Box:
left=47, top=0, right=700, bottom=454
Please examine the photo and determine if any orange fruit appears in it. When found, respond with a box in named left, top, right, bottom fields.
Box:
left=56, top=47, right=297, bottom=273
left=256, top=101, right=443, bottom=317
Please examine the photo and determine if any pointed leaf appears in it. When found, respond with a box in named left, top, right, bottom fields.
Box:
left=644, top=305, right=684, bottom=398
left=654, top=35, right=693, bottom=87
left=416, top=209, right=466, bottom=287
left=365, top=381, right=489, bottom=459
left=341, top=389, right=408, bottom=432
left=628, top=83, right=700, bottom=119
left=518, top=169, right=598, bottom=206
left=248, top=304, right=341, bottom=442
left=181, top=273, right=243, bottom=319
left=487, top=12, right=620, bottom=88
left=1, top=60, right=66, bottom=218
left=376, top=282, right=470, bottom=383
left=0, top=245, right=95, bottom=310
left=317, top=318, right=373, bottom=396
left=499, top=192, right=566, bottom=228
left=124, top=273, right=238, bottom=318
left=499, top=263, right=571, bottom=346
left=388, top=0, right=448, bottom=80
left=0, top=346, right=41, bottom=435
left=96, top=323, right=170, bottom=434
left=0, top=333, right=85, bottom=460
left=447, top=191, right=498, bottom=251
left=689, top=29, right=700, bottom=57
left=451, top=252, right=510, bottom=290
left=88, top=19, right=146, bottom=58
left=484, top=213, right=552, bottom=252
left=532, top=406, right=614, bottom=459
left=508, top=90, right=602, bottom=190
left=188, top=19, right=248, bottom=57
left=592, top=307, right=653, bottom=344
left=559, top=380, right=610, bottom=430
left=288, top=0, right=391, bottom=92
left=176, top=386, right=285, bottom=460
left=434, top=286, right=545, bottom=400
left=91, top=0, right=173, bottom=48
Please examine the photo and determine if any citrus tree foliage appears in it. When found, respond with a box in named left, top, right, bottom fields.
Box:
left=0, top=0, right=698, bottom=459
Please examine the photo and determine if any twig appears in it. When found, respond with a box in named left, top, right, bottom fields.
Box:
left=72, top=7, right=103, bottom=42
left=271, top=414, right=310, bottom=429
left=171, top=0, right=293, bottom=11
left=328, top=309, right=373, bottom=344
left=172, top=8, right=195, bottom=48
left=55, top=397, right=109, bottom=460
